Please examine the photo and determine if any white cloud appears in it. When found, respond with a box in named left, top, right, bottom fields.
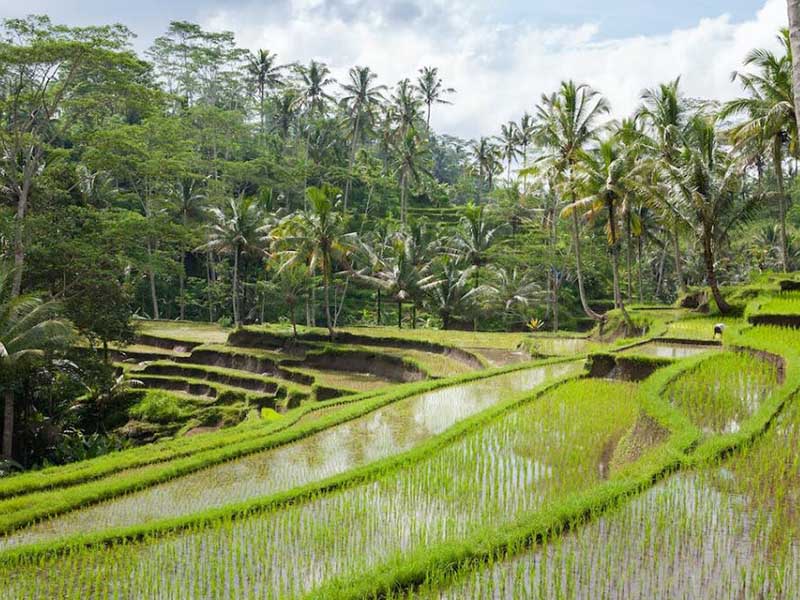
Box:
left=203, top=0, right=787, bottom=139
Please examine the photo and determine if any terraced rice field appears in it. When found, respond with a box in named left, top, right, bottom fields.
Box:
left=4, top=300, right=800, bottom=599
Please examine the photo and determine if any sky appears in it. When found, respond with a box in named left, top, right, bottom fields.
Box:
left=0, top=0, right=788, bottom=138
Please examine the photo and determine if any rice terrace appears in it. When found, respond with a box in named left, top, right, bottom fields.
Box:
left=4, top=1, right=800, bottom=598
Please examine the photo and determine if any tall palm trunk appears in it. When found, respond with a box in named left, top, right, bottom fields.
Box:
left=323, top=268, right=334, bottom=340
left=376, top=289, right=382, bottom=325
left=397, top=301, right=403, bottom=329
left=570, top=206, right=603, bottom=321
left=672, top=224, right=686, bottom=294
left=343, top=112, right=360, bottom=213
left=608, top=201, right=635, bottom=330
left=637, top=234, right=644, bottom=304
left=625, top=211, right=633, bottom=303
left=2, top=390, right=13, bottom=460
left=400, top=172, right=407, bottom=224
left=702, top=223, right=731, bottom=314
left=788, top=1, right=800, bottom=134
left=232, top=246, right=240, bottom=327
left=773, top=137, right=790, bottom=272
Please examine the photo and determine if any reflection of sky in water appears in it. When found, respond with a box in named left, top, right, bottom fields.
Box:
left=622, top=342, right=718, bottom=359
left=0, top=361, right=580, bottom=550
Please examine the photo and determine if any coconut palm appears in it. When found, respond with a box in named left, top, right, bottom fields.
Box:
left=247, top=49, right=287, bottom=137
left=535, top=80, right=610, bottom=322
left=671, top=114, right=757, bottom=314
left=636, top=78, right=690, bottom=293
left=0, top=266, right=73, bottom=459
left=721, top=30, right=796, bottom=272
left=391, top=78, right=424, bottom=137
left=427, top=258, right=474, bottom=330
left=393, top=128, right=431, bottom=224
left=273, top=262, right=310, bottom=338
left=415, top=66, right=455, bottom=131
left=272, top=88, right=301, bottom=138
left=198, top=196, right=268, bottom=327
left=340, top=66, right=386, bottom=211
left=355, top=229, right=437, bottom=329
left=295, top=60, right=335, bottom=115
left=517, top=112, right=536, bottom=192
left=478, top=266, right=541, bottom=330
left=469, top=137, right=502, bottom=203
left=498, top=121, right=521, bottom=182
left=787, top=2, right=800, bottom=128
left=568, top=137, right=637, bottom=329
left=273, top=184, right=354, bottom=339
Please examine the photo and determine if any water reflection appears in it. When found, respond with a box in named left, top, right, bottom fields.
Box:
left=0, top=361, right=580, bottom=549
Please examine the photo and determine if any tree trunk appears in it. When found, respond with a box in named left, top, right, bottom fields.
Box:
left=146, top=240, right=160, bottom=320
left=323, top=265, right=335, bottom=341
left=11, top=185, right=29, bottom=298
left=570, top=208, right=604, bottom=321
left=773, top=137, right=790, bottom=272
left=397, top=301, right=402, bottom=329
left=552, top=285, right=559, bottom=332
left=376, top=289, right=382, bottom=325
left=206, top=254, right=214, bottom=323
left=672, top=224, right=686, bottom=294
left=232, top=247, right=240, bottom=327
left=400, top=172, right=407, bottom=224
left=2, top=389, right=13, bottom=460
left=290, top=304, right=297, bottom=338
left=343, top=112, right=360, bottom=213
left=625, top=211, right=633, bottom=303
left=637, top=233, right=644, bottom=304
left=788, top=0, right=800, bottom=138
left=608, top=201, right=635, bottom=331
left=411, top=304, right=417, bottom=329
left=702, top=224, right=731, bottom=314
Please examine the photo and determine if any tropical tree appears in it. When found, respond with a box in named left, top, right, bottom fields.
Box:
left=198, top=196, right=268, bottom=327
left=355, top=229, right=437, bottom=329
left=672, top=114, right=755, bottom=314
left=427, top=258, right=474, bottom=329
left=393, top=129, right=431, bottom=223
left=272, top=262, right=310, bottom=338
left=0, top=266, right=73, bottom=459
left=637, top=78, right=690, bottom=293
left=469, top=137, right=502, bottom=203
left=416, top=66, right=455, bottom=131
left=498, top=121, right=521, bottom=182
left=274, top=184, right=353, bottom=339
left=787, top=1, right=800, bottom=129
left=478, top=266, right=541, bottom=330
left=535, top=80, right=610, bottom=321
left=517, top=112, right=536, bottom=192
left=247, top=49, right=287, bottom=137
left=392, top=78, right=424, bottom=137
left=340, top=66, right=386, bottom=211
left=568, top=138, right=636, bottom=329
left=722, top=31, right=796, bottom=272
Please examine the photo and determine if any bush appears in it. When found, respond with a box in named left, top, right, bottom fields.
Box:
left=129, top=391, right=184, bottom=424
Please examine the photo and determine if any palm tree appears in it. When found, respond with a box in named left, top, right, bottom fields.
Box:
left=356, top=229, right=437, bottom=329
left=273, top=262, right=309, bottom=338
left=0, top=266, right=73, bottom=459
left=636, top=78, right=690, bottom=293
left=247, top=49, right=287, bottom=137
left=174, top=178, right=206, bottom=321
left=427, top=258, right=474, bottom=330
left=568, top=137, right=637, bottom=329
left=721, top=31, right=796, bottom=272
left=296, top=60, right=335, bottom=115
left=274, top=184, right=353, bottom=339
left=498, top=121, right=521, bottom=182
left=272, top=88, right=300, bottom=138
left=340, top=66, right=386, bottom=211
left=517, top=112, right=535, bottom=192
left=415, top=66, right=455, bottom=131
left=198, top=196, right=267, bottom=327
left=392, top=78, right=424, bottom=137
left=672, top=114, right=756, bottom=314
left=787, top=2, right=800, bottom=129
left=469, top=137, right=502, bottom=203
left=393, top=128, right=431, bottom=224
left=535, top=80, right=610, bottom=322
left=478, top=266, right=541, bottom=331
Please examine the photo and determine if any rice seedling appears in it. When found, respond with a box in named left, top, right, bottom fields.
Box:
left=0, top=362, right=581, bottom=550
left=665, top=351, right=779, bottom=434
left=0, top=378, right=639, bottom=599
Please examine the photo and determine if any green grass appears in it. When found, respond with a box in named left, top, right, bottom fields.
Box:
left=135, top=320, right=230, bottom=344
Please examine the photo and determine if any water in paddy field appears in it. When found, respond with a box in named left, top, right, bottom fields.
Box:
left=0, top=361, right=581, bottom=550
left=527, top=337, right=592, bottom=356
left=621, top=341, right=719, bottom=359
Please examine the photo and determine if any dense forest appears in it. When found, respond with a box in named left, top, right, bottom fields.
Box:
left=1, top=14, right=799, bottom=469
